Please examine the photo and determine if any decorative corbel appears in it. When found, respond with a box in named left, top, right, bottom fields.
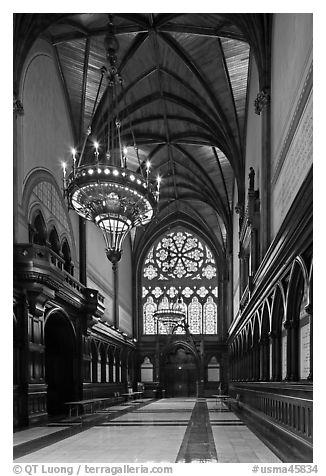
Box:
left=83, top=288, right=105, bottom=332
left=13, top=95, right=24, bottom=115
left=26, top=285, right=55, bottom=318
left=254, top=88, right=270, bottom=115
left=235, top=203, right=244, bottom=217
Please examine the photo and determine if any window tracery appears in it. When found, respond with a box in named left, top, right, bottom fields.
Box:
left=142, top=228, right=218, bottom=335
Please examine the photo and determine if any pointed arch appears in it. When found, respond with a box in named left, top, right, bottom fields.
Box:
left=30, top=210, right=47, bottom=245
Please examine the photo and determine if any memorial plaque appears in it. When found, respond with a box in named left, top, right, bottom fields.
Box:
left=282, top=334, right=287, bottom=380
left=141, top=368, right=153, bottom=382
left=208, top=367, right=220, bottom=382
left=113, top=366, right=116, bottom=382
left=141, top=357, right=153, bottom=382
left=272, top=93, right=312, bottom=236
left=300, top=322, right=310, bottom=379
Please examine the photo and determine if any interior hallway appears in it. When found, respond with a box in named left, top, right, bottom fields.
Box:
left=14, top=398, right=281, bottom=463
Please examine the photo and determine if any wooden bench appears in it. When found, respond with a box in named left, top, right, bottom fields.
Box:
left=212, top=394, right=232, bottom=406
left=65, top=397, right=116, bottom=418
left=121, top=391, right=144, bottom=402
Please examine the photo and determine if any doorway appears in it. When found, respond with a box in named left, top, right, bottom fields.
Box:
left=45, top=313, right=75, bottom=415
left=162, top=346, right=198, bottom=397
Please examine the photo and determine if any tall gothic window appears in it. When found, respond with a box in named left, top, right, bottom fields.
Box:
left=142, top=227, right=218, bottom=335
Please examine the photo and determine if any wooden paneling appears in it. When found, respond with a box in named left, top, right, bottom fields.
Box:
left=229, top=382, right=312, bottom=462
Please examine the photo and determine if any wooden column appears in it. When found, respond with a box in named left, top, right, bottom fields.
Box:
left=262, top=337, right=270, bottom=381
left=19, top=294, right=30, bottom=426
left=269, top=331, right=278, bottom=381
left=254, top=344, right=260, bottom=380
left=249, top=349, right=254, bottom=380
left=290, top=320, right=299, bottom=381
left=284, top=321, right=292, bottom=381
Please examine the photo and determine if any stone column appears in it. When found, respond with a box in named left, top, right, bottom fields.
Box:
left=79, top=218, right=87, bottom=285
left=255, top=89, right=271, bottom=258
left=155, top=338, right=160, bottom=382
left=198, top=338, right=205, bottom=397
left=238, top=251, right=245, bottom=297
left=112, top=262, right=120, bottom=329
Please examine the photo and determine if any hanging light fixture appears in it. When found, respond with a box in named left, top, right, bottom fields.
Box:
left=154, top=295, right=186, bottom=334
left=63, top=15, right=160, bottom=264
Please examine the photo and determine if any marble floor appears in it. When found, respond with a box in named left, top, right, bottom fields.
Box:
left=13, top=398, right=281, bottom=463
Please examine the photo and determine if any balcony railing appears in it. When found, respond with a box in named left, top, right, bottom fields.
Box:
left=14, top=244, right=85, bottom=296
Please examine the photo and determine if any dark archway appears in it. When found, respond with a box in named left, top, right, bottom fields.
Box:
left=31, top=211, right=47, bottom=245
left=49, top=227, right=60, bottom=255
left=62, top=239, right=73, bottom=275
left=45, top=312, right=75, bottom=415
left=162, top=344, right=199, bottom=397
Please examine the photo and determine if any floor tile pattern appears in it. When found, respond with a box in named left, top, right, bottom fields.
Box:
left=176, top=398, right=218, bottom=462
left=14, top=397, right=281, bottom=463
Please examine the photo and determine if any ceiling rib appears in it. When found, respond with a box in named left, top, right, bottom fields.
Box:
left=158, top=23, right=244, bottom=42
left=156, top=155, right=230, bottom=225
left=149, top=24, right=178, bottom=203
left=172, top=143, right=220, bottom=198
left=153, top=13, right=184, bottom=28
left=115, top=91, right=230, bottom=148
left=51, top=24, right=148, bottom=46
left=213, top=147, right=231, bottom=219
left=119, top=32, right=149, bottom=72
left=79, top=38, right=90, bottom=140
left=156, top=156, right=218, bottom=203
left=116, top=13, right=150, bottom=29
left=217, top=37, right=242, bottom=150
left=158, top=31, right=239, bottom=166
left=53, top=44, right=77, bottom=143
left=128, top=114, right=215, bottom=138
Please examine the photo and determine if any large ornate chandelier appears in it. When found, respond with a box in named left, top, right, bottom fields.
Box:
left=154, top=296, right=187, bottom=334
left=63, top=15, right=159, bottom=264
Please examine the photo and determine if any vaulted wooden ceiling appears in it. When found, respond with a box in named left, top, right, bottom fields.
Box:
left=14, top=13, right=271, bottom=264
